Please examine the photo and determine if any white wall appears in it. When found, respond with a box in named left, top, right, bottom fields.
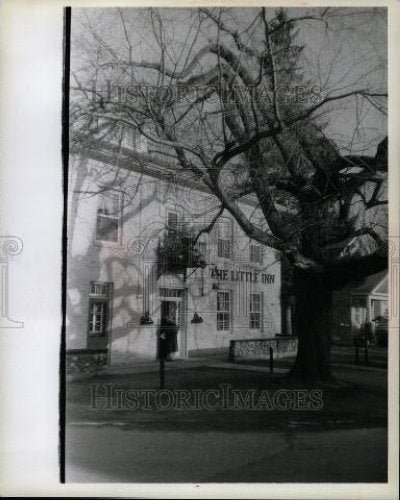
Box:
left=67, top=154, right=282, bottom=359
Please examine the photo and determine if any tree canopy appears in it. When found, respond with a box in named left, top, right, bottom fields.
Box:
left=70, top=7, right=388, bottom=380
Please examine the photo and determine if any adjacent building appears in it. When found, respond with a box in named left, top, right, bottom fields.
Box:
left=332, top=270, right=388, bottom=344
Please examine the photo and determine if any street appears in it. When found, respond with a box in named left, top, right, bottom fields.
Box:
left=66, top=356, right=387, bottom=483
left=66, top=426, right=386, bottom=483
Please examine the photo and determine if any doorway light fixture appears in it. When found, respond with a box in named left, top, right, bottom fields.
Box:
left=140, top=311, right=154, bottom=325
left=191, top=312, right=203, bottom=324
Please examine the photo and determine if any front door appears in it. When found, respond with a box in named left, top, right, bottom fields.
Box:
left=160, top=299, right=182, bottom=357
left=161, top=300, right=181, bottom=326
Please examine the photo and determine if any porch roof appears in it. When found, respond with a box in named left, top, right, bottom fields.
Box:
left=351, top=270, right=387, bottom=295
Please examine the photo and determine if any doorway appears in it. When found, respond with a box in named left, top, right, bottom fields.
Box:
left=161, top=300, right=181, bottom=326
left=159, top=287, right=185, bottom=357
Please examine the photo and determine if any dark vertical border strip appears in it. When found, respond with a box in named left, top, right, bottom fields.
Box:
left=60, top=6, right=71, bottom=484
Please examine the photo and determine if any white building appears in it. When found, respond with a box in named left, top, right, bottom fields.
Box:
left=332, top=270, right=388, bottom=344
left=66, top=136, right=283, bottom=369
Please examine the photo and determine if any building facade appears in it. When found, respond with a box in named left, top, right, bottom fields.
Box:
left=332, top=270, right=388, bottom=344
left=66, top=139, right=283, bottom=365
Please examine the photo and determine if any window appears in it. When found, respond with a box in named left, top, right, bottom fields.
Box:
left=159, top=288, right=183, bottom=298
left=218, top=239, right=231, bottom=259
left=90, top=282, right=108, bottom=296
left=217, top=220, right=233, bottom=259
left=167, top=211, right=178, bottom=233
left=353, top=299, right=363, bottom=324
left=196, top=240, right=207, bottom=260
left=88, top=282, right=112, bottom=337
left=96, top=191, right=121, bottom=243
left=217, top=291, right=231, bottom=331
left=250, top=293, right=262, bottom=330
left=89, top=301, right=107, bottom=335
left=250, top=244, right=263, bottom=264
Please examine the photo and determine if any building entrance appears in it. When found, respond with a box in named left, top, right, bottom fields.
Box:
left=159, top=287, right=185, bottom=358
left=160, top=300, right=181, bottom=326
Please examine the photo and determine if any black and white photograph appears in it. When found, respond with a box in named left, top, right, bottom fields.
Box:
left=0, top=1, right=398, bottom=498
left=65, top=5, right=390, bottom=484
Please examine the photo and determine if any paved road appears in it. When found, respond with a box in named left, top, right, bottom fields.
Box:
left=66, top=361, right=387, bottom=483
left=66, top=425, right=387, bottom=483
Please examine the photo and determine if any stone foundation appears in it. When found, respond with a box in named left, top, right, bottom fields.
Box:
left=66, top=349, right=108, bottom=374
left=228, top=336, right=298, bottom=362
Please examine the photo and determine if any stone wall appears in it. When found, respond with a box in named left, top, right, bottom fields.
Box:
left=228, top=336, right=298, bottom=362
left=66, top=349, right=108, bottom=375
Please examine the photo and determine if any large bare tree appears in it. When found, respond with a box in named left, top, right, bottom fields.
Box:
left=70, top=7, right=388, bottom=381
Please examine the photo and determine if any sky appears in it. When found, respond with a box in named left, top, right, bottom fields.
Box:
left=71, top=7, right=387, bottom=156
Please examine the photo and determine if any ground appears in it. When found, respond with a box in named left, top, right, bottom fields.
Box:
left=65, top=346, right=387, bottom=483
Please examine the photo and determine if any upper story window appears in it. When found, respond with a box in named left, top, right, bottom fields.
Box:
left=96, top=191, right=122, bottom=243
left=167, top=211, right=178, bottom=233
left=196, top=240, right=207, bottom=259
left=217, top=219, right=233, bottom=259
left=250, top=244, right=263, bottom=264
left=218, top=239, right=231, bottom=259
left=190, top=239, right=208, bottom=268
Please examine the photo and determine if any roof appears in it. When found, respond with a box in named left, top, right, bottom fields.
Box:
left=351, top=270, right=387, bottom=295
left=71, top=136, right=292, bottom=213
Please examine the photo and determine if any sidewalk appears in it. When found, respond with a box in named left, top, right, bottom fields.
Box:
left=99, top=357, right=288, bottom=377
left=67, top=346, right=386, bottom=381
left=70, top=355, right=386, bottom=381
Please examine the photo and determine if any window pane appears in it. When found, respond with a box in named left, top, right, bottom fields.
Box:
left=96, top=215, right=119, bottom=242
left=159, top=288, right=183, bottom=298
left=250, top=293, right=261, bottom=312
left=225, top=293, right=230, bottom=311
left=217, top=292, right=229, bottom=312
left=89, top=300, right=107, bottom=335
left=90, top=281, right=111, bottom=298
left=217, top=220, right=233, bottom=259
left=217, top=292, right=230, bottom=330
left=218, top=239, right=231, bottom=258
left=217, top=313, right=229, bottom=331
left=250, top=245, right=262, bottom=264
left=167, top=212, right=178, bottom=231
left=90, top=283, right=107, bottom=296
left=250, top=293, right=262, bottom=329
left=250, top=313, right=261, bottom=329
left=98, top=192, right=120, bottom=216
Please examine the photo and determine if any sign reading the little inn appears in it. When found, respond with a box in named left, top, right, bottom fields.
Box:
left=210, top=267, right=275, bottom=284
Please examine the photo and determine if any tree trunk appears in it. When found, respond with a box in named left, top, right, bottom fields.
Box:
left=290, top=272, right=334, bottom=382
